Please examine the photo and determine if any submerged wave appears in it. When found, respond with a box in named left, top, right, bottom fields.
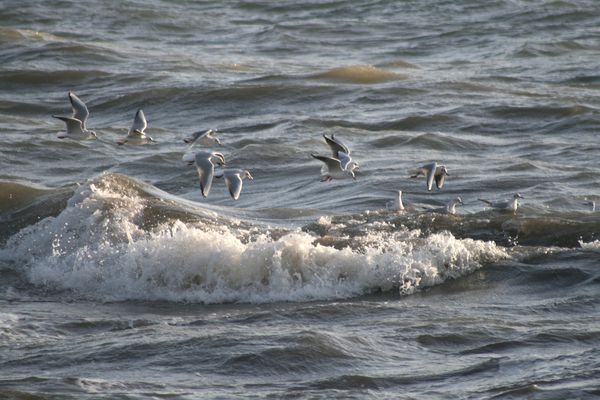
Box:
left=314, top=65, right=406, bottom=84
left=0, top=173, right=508, bottom=304
left=0, top=27, right=64, bottom=43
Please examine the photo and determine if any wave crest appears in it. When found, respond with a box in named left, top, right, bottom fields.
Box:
left=0, top=173, right=508, bottom=303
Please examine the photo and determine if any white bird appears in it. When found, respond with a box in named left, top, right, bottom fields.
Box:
left=187, top=151, right=226, bottom=197
left=386, top=190, right=405, bottom=211
left=311, top=153, right=359, bottom=181
left=584, top=200, right=596, bottom=212
left=479, top=193, right=523, bottom=212
left=428, top=197, right=463, bottom=215
left=183, top=128, right=222, bottom=147
left=117, top=109, right=155, bottom=145
left=214, top=169, right=253, bottom=200
left=323, top=134, right=358, bottom=171
left=410, top=162, right=449, bottom=191
left=53, top=91, right=97, bottom=139
left=312, top=134, right=359, bottom=181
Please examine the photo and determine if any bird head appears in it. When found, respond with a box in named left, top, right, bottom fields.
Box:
left=211, top=152, right=226, bottom=166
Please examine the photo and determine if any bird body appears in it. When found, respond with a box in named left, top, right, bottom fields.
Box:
left=479, top=193, right=523, bottom=212
left=117, top=109, right=155, bottom=145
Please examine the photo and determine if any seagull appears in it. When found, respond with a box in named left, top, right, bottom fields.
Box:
left=428, top=197, right=463, bottom=215
left=183, top=128, right=222, bottom=147
left=386, top=190, right=405, bottom=211
left=584, top=200, right=596, bottom=212
left=214, top=169, right=253, bottom=200
left=186, top=151, right=226, bottom=197
left=311, top=153, right=358, bottom=181
left=53, top=91, right=97, bottom=139
left=410, top=162, right=449, bottom=191
left=479, top=193, right=523, bottom=212
left=323, top=134, right=358, bottom=171
left=312, top=134, right=359, bottom=181
left=117, top=109, right=155, bottom=145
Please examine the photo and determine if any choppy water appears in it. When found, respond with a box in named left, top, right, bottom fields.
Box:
left=1, top=1, right=600, bottom=399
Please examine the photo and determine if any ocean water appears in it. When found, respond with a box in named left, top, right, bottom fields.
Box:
left=1, top=0, right=600, bottom=398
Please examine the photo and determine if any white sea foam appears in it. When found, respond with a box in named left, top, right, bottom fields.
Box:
left=0, top=175, right=508, bottom=304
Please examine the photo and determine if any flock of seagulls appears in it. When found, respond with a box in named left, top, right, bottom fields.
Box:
left=54, top=91, right=252, bottom=200
left=54, top=91, right=534, bottom=211
left=309, top=130, right=523, bottom=216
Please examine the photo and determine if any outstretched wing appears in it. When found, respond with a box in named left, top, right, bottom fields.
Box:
left=195, top=154, right=215, bottom=197
left=425, top=162, right=437, bottom=191
left=224, top=172, right=244, bottom=200
left=312, top=153, right=342, bottom=173
left=129, top=109, right=147, bottom=135
left=435, top=173, right=446, bottom=189
left=53, top=115, right=84, bottom=137
left=323, top=134, right=350, bottom=158
left=69, top=92, right=89, bottom=128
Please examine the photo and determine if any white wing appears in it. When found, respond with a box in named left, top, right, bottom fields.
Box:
left=323, top=134, right=350, bottom=157
left=195, top=153, right=215, bottom=197
left=425, top=162, right=437, bottom=191
left=435, top=173, right=446, bottom=189
left=224, top=171, right=244, bottom=200
left=312, top=154, right=343, bottom=173
left=53, top=116, right=84, bottom=137
left=129, top=109, right=147, bottom=135
left=69, top=92, right=89, bottom=128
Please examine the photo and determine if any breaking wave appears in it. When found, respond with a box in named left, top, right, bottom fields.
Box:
left=0, top=173, right=508, bottom=303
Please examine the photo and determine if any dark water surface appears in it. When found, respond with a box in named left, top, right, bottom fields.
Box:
left=1, top=1, right=600, bottom=398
